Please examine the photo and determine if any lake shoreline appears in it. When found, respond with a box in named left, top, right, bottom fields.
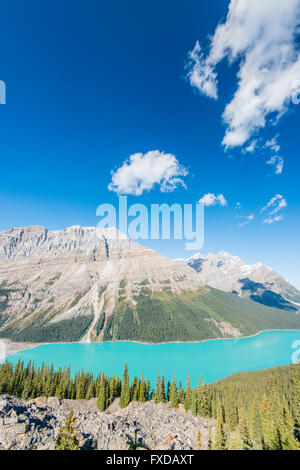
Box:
left=3, top=328, right=300, bottom=357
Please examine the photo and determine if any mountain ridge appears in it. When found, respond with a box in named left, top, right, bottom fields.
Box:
left=186, top=250, right=300, bottom=311
left=0, top=225, right=300, bottom=343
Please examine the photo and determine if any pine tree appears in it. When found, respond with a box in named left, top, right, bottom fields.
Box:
left=196, top=429, right=203, bottom=450
left=154, top=371, right=161, bottom=404
left=278, top=399, right=300, bottom=450
left=191, top=389, right=198, bottom=417
left=261, top=393, right=279, bottom=450
left=160, top=376, right=166, bottom=402
left=226, top=430, right=243, bottom=450
left=120, top=364, right=130, bottom=408
left=249, top=400, right=263, bottom=450
left=293, top=375, right=300, bottom=439
left=97, top=373, right=108, bottom=411
left=238, top=407, right=252, bottom=450
left=56, top=409, right=79, bottom=450
left=207, top=425, right=213, bottom=450
left=213, top=414, right=226, bottom=450
left=184, top=373, right=192, bottom=412
left=169, top=374, right=178, bottom=408
left=138, top=373, right=146, bottom=402
left=197, top=380, right=210, bottom=417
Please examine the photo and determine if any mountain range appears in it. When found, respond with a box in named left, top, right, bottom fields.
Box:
left=186, top=251, right=300, bottom=312
left=0, top=225, right=300, bottom=344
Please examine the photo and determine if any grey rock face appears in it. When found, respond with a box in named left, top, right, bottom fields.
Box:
left=0, top=225, right=204, bottom=341
left=0, top=395, right=214, bottom=450
left=186, top=251, right=300, bottom=310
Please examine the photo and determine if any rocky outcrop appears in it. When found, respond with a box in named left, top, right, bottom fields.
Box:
left=0, top=395, right=214, bottom=450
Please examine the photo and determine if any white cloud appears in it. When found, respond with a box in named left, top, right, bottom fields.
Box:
left=235, top=202, right=242, bottom=209
left=186, top=0, right=300, bottom=149
left=263, top=215, right=283, bottom=224
left=108, top=150, right=188, bottom=196
left=265, top=135, right=280, bottom=153
left=266, top=155, right=284, bottom=175
left=187, top=41, right=218, bottom=100
left=243, top=140, right=257, bottom=153
left=198, top=193, right=227, bottom=207
left=260, top=194, right=287, bottom=215
left=238, top=213, right=254, bottom=227
left=260, top=194, right=286, bottom=224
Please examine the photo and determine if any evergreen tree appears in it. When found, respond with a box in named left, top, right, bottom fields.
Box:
left=213, top=414, right=226, bottom=450
left=120, top=364, right=130, bottom=408
left=249, top=400, right=263, bottom=450
left=191, top=389, right=198, bottom=417
left=161, top=376, right=166, bottom=402
left=293, top=375, right=300, bottom=439
left=196, top=429, right=203, bottom=450
left=226, top=430, right=243, bottom=450
left=126, top=429, right=149, bottom=450
left=207, top=425, right=213, bottom=450
left=138, top=373, right=146, bottom=402
left=56, top=409, right=79, bottom=450
left=278, top=399, right=300, bottom=450
left=169, top=374, right=178, bottom=408
left=154, top=371, right=161, bottom=404
left=184, top=373, right=192, bottom=412
left=97, top=373, right=108, bottom=411
left=197, top=380, right=210, bottom=417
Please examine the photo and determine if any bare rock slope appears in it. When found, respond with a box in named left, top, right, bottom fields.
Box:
left=1, top=226, right=300, bottom=343
left=0, top=395, right=213, bottom=450
left=187, top=251, right=300, bottom=312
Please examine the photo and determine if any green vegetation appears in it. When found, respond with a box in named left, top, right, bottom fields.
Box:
left=0, top=360, right=299, bottom=450
left=1, top=284, right=300, bottom=344
left=0, top=314, right=93, bottom=342
left=94, top=312, right=106, bottom=337
left=102, top=287, right=300, bottom=343
left=0, top=283, right=19, bottom=313
left=98, top=284, right=107, bottom=299
left=137, top=279, right=149, bottom=286
left=69, top=288, right=91, bottom=309
left=119, top=279, right=127, bottom=289
left=55, top=410, right=79, bottom=450
left=45, top=273, right=62, bottom=287
left=126, top=429, right=149, bottom=450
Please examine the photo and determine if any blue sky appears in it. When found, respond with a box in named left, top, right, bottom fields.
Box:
left=0, top=0, right=300, bottom=287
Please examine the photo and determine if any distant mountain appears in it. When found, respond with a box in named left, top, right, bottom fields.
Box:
left=1, top=226, right=300, bottom=344
left=186, top=251, right=300, bottom=312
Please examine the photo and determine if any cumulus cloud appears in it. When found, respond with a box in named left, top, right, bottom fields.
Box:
left=186, top=0, right=300, bottom=149
left=198, top=193, right=227, bottom=207
left=260, top=194, right=287, bottom=223
left=108, top=150, right=188, bottom=196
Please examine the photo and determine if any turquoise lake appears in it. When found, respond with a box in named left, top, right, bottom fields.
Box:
left=5, top=330, right=300, bottom=387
